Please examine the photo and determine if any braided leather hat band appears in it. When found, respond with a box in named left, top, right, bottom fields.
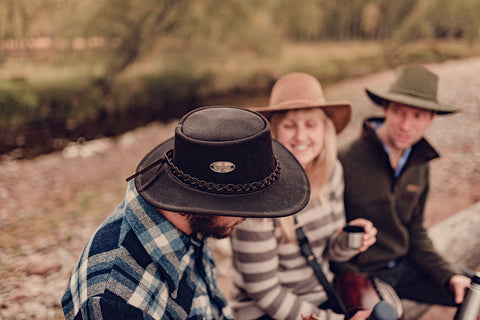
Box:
left=129, top=150, right=281, bottom=195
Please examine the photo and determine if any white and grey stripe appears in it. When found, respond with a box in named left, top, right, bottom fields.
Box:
left=231, top=161, right=356, bottom=320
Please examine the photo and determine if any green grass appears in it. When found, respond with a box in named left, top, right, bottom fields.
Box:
left=128, top=39, right=480, bottom=98
left=0, top=39, right=479, bottom=126
left=0, top=60, right=104, bottom=86
left=2, top=39, right=478, bottom=92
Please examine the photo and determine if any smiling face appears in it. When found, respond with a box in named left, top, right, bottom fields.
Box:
left=379, top=102, right=435, bottom=153
left=273, top=108, right=327, bottom=172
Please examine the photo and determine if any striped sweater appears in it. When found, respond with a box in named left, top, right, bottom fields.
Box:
left=230, top=160, right=357, bottom=320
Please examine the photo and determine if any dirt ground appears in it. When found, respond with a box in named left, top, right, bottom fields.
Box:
left=0, top=57, right=479, bottom=319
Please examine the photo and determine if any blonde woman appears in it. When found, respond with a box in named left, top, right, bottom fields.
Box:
left=230, top=73, right=377, bottom=320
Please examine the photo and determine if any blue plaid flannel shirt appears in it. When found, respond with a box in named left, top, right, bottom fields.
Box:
left=61, top=180, right=233, bottom=319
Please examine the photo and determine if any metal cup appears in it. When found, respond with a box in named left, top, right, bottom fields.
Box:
left=343, top=225, right=365, bottom=249
left=454, top=272, right=480, bottom=320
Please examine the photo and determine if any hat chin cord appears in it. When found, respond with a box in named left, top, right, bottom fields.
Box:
left=126, top=149, right=282, bottom=195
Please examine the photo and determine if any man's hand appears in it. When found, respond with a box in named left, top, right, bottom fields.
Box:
left=449, top=274, right=471, bottom=304
left=347, top=218, right=377, bottom=252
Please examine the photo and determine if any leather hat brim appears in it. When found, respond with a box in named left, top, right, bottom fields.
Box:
left=365, top=88, right=459, bottom=115
left=252, top=102, right=352, bottom=133
left=134, top=138, right=310, bottom=218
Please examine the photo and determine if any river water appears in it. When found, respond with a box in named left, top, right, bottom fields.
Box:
left=0, top=92, right=270, bottom=160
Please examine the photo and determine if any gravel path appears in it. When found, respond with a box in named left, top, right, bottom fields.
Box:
left=0, top=57, right=479, bottom=319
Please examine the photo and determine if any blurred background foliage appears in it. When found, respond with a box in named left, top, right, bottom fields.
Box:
left=0, top=0, right=479, bottom=158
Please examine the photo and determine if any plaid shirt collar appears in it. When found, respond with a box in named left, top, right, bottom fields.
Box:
left=123, top=180, right=204, bottom=294
left=123, top=181, right=229, bottom=315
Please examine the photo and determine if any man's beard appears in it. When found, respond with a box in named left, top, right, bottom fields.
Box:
left=188, top=214, right=242, bottom=239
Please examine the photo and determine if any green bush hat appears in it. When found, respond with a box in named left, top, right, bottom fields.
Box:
left=126, top=106, right=310, bottom=218
left=365, top=64, right=459, bottom=115
left=252, top=72, right=352, bottom=133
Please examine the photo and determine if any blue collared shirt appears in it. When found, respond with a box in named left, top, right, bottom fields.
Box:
left=383, top=144, right=412, bottom=178
left=372, top=120, right=412, bottom=178
left=61, top=180, right=233, bottom=320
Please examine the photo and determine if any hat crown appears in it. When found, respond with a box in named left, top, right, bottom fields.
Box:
left=269, top=72, right=328, bottom=108
left=389, top=65, right=438, bottom=102
left=182, top=107, right=265, bottom=141
left=174, top=106, right=275, bottom=184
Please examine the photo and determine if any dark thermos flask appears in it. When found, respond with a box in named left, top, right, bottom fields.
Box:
left=454, top=272, right=480, bottom=320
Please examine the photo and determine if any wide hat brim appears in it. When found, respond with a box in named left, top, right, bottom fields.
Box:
left=365, top=87, right=459, bottom=115
left=134, top=137, right=310, bottom=218
left=252, top=101, right=352, bottom=133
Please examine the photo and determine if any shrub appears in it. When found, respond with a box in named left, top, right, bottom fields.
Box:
left=0, top=82, right=39, bottom=125
left=33, top=80, right=104, bottom=125
left=112, top=69, right=208, bottom=122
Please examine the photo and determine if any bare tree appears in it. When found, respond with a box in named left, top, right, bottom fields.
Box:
left=87, top=0, right=192, bottom=88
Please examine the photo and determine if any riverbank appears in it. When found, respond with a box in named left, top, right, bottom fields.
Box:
left=0, top=57, right=479, bottom=319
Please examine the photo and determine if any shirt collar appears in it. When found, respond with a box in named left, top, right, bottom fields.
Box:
left=123, top=180, right=202, bottom=294
left=383, top=144, right=412, bottom=177
left=371, top=119, right=412, bottom=177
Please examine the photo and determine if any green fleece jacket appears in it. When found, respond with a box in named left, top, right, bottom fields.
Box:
left=333, top=118, right=458, bottom=287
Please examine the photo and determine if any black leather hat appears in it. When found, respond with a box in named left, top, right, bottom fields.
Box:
left=127, top=106, right=310, bottom=218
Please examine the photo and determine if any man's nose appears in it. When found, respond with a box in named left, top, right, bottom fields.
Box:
left=399, top=116, right=413, bottom=131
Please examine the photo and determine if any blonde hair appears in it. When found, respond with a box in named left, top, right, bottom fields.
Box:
left=269, top=109, right=338, bottom=243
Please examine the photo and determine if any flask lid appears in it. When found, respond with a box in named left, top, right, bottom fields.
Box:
left=472, top=272, right=480, bottom=285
